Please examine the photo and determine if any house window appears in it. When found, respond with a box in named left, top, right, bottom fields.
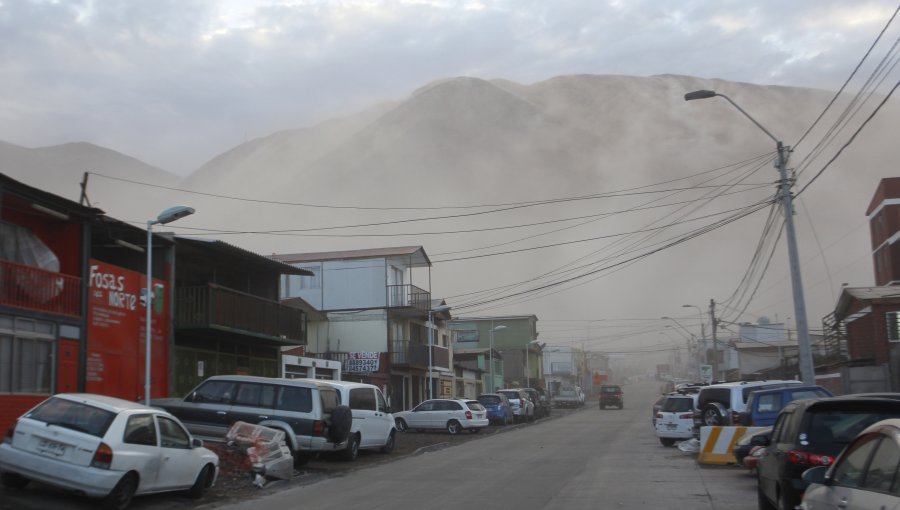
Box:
left=0, top=315, right=56, bottom=394
left=297, top=267, right=321, bottom=290
left=887, top=312, right=900, bottom=342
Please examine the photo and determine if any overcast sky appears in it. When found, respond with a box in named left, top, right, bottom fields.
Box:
left=2, top=0, right=897, bottom=175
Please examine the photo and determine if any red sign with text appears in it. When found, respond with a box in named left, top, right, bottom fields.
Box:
left=86, top=259, right=170, bottom=401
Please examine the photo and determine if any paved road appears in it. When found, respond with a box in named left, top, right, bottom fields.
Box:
left=208, top=381, right=758, bottom=510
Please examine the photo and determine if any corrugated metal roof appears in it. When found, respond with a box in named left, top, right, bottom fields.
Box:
left=280, top=296, right=327, bottom=320
left=270, top=246, right=430, bottom=267
left=176, top=237, right=313, bottom=275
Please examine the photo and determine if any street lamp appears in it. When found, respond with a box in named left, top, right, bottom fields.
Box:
left=145, top=206, right=195, bottom=405
left=661, top=316, right=694, bottom=341
left=525, top=339, right=542, bottom=388
left=685, top=89, right=814, bottom=384
left=683, top=304, right=708, bottom=378
left=489, top=324, right=507, bottom=392
left=428, top=304, right=452, bottom=400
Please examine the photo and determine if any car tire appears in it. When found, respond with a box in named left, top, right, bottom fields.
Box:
left=777, top=487, right=797, bottom=510
left=329, top=405, right=353, bottom=444
left=342, top=433, right=360, bottom=461
left=757, top=484, right=776, bottom=510
left=701, top=402, right=728, bottom=426
left=187, top=464, right=214, bottom=499
left=447, top=420, right=462, bottom=435
left=380, top=431, right=396, bottom=454
left=103, top=473, right=138, bottom=510
left=1, top=472, right=29, bottom=490
left=395, top=418, right=408, bottom=432
left=659, top=437, right=676, bottom=447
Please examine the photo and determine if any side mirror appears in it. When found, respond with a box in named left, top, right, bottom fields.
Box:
left=191, top=438, right=204, bottom=448
left=802, top=466, right=829, bottom=485
left=750, top=435, right=770, bottom=447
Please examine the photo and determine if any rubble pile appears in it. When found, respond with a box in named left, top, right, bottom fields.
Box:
left=223, top=421, right=295, bottom=486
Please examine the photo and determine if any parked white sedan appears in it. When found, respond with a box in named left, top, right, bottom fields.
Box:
left=394, top=398, right=490, bottom=434
left=0, top=393, right=219, bottom=510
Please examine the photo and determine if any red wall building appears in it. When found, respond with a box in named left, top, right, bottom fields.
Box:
left=0, top=175, right=98, bottom=434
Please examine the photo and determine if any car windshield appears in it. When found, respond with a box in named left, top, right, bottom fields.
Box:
left=602, top=387, right=620, bottom=393
left=26, top=397, right=116, bottom=438
left=478, top=396, right=501, bottom=405
left=806, top=404, right=900, bottom=444
left=661, top=398, right=694, bottom=412
left=499, top=392, right=519, bottom=400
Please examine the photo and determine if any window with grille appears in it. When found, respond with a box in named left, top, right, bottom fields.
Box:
left=0, top=315, right=56, bottom=394
left=887, top=311, right=900, bottom=342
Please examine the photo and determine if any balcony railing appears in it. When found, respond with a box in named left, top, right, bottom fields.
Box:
left=175, top=283, right=306, bottom=343
left=387, top=284, right=430, bottom=313
left=0, top=259, right=80, bottom=317
left=390, top=340, right=449, bottom=370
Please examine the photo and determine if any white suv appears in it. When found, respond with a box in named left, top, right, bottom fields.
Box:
left=655, top=393, right=699, bottom=446
left=318, top=380, right=396, bottom=460
left=393, top=399, right=490, bottom=434
left=693, top=380, right=801, bottom=431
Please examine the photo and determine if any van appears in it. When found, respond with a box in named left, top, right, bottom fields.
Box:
left=318, top=380, right=397, bottom=460
left=738, top=384, right=833, bottom=426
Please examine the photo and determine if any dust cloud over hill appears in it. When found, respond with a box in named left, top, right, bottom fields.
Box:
left=3, top=74, right=897, bottom=345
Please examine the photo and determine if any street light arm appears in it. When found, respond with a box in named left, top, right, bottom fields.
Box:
left=661, top=316, right=694, bottom=340
left=684, top=90, right=779, bottom=144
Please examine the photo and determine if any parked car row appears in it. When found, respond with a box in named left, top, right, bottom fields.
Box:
left=0, top=379, right=556, bottom=508
left=652, top=380, right=900, bottom=510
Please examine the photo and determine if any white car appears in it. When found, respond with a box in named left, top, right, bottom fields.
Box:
left=655, top=393, right=698, bottom=446
left=498, top=389, right=535, bottom=423
left=0, top=393, right=219, bottom=510
left=318, top=380, right=397, bottom=460
left=394, top=398, right=490, bottom=434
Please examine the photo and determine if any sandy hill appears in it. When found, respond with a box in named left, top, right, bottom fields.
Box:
left=0, top=141, right=179, bottom=210
left=4, top=74, right=898, bottom=325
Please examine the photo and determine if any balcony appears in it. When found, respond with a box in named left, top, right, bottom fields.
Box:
left=0, top=259, right=81, bottom=317
left=175, top=283, right=306, bottom=343
left=387, top=284, right=430, bottom=315
left=390, top=340, right=449, bottom=370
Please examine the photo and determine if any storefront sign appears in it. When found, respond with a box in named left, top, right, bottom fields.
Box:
left=86, top=259, right=170, bottom=400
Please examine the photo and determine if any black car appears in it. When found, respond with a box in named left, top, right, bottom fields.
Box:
left=756, top=395, right=900, bottom=510
left=732, top=427, right=771, bottom=466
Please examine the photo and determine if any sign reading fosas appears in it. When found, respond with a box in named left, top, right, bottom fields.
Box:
left=344, top=352, right=381, bottom=373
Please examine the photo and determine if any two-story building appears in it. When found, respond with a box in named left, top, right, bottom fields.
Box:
left=272, top=246, right=451, bottom=410
left=829, top=177, right=900, bottom=391
left=449, top=315, right=541, bottom=391
left=169, top=238, right=313, bottom=395
left=0, top=174, right=100, bottom=432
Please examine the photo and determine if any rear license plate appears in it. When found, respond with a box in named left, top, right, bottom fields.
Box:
left=666, top=424, right=678, bottom=430
left=37, top=438, right=67, bottom=457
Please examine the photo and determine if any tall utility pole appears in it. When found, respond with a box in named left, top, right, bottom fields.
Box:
left=709, top=299, right=719, bottom=382
left=775, top=141, right=815, bottom=385
left=685, top=90, right=815, bottom=385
